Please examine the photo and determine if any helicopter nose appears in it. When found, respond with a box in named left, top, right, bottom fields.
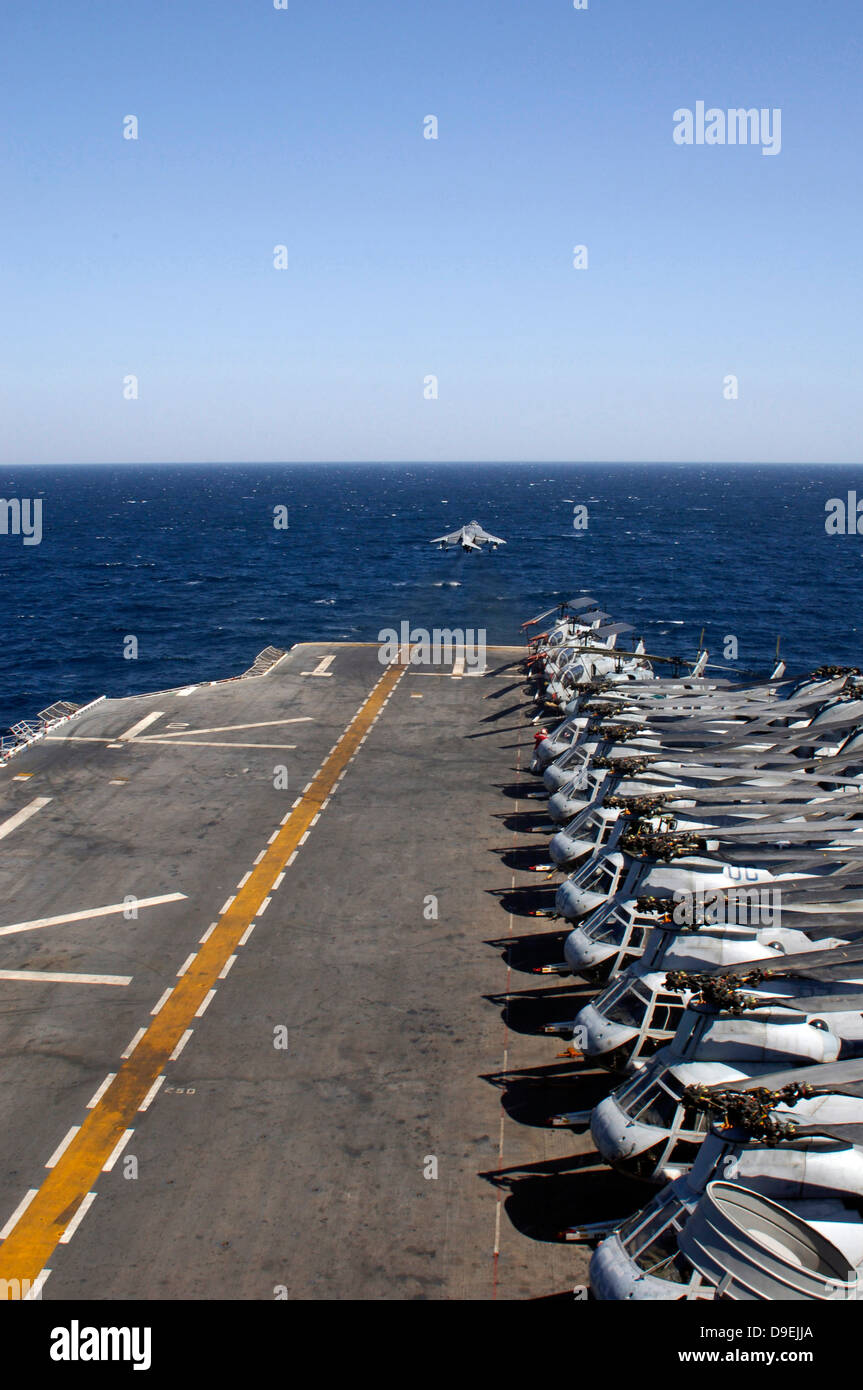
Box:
left=589, top=1233, right=639, bottom=1302
left=555, top=880, right=608, bottom=919
left=550, top=831, right=593, bottom=866
left=548, top=789, right=586, bottom=824
left=532, top=738, right=567, bottom=769
left=543, top=763, right=579, bottom=793
left=564, top=925, right=616, bottom=971
left=577, top=1001, right=639, bottom=1060
left=590, top=1094, right=643, bottom=1164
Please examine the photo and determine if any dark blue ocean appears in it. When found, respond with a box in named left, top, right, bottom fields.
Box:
left=0, top=463, right=860, bottom=734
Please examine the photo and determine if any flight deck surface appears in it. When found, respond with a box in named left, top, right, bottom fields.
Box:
left=0, top=642, right=611, bottom=1300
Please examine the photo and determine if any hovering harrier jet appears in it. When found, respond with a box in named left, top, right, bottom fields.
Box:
left=429, top=520, right=506, bottom=552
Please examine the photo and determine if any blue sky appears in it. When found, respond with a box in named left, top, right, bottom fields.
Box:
left=1, top=0, right=860, bottom=464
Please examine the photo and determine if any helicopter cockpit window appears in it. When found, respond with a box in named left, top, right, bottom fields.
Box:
left=590, top=912, right=627, bottom=946
left=622, top=923, right=648, bottom=955
left=615, top=1070, right=649, bottom=1107
left=620, top=1204, right=688, bottom=1283
left=593, top=859, right=619, bottom=895
left=635, top=1079, right=680, bottom=1129
left=648, top=993, right=685, bottom=1036
left=606, top=983, right=651, bottom=1029
left=597, top=817, right=618, bottom=844
left=679, top=1100, right=710, bottom=1136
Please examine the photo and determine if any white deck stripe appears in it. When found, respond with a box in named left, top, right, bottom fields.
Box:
left=46, top=1127, right=80, bottom=1169
left=121, top=1028, right=146, bottom=1059
left=0, top=970, right=131, bottom=986
left=102, top=1130, right=134, bottom=1172
left=301, top=654, right=336, bottom=676
left=148, top=718, right=313, bottom=738
left=0, top=1189, right=38, bottom=1240
left=0, top=797, right=52, bottom=843
left=121, top=738, right=298, bottom=750
left=169, top=1030, right=193, bottom=1061
left=24, top=1268, right=51, bottom=1299
left=59, top=1192, right=97, bottom=1244
left=0, top=893, right=186, bottom=939
left=119, top=711, right=164, bottom=740
left=87, top=1074, right=116, bottom=1108
left=151, top=988, right=173, bottom=1015
left=138, top=1075, right=165, bottom=1112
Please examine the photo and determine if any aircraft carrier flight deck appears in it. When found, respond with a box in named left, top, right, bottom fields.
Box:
left=0, top=642, right=606, bottom=1301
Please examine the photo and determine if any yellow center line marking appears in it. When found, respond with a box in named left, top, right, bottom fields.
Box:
left=0, top=660, right=405, bottom=1284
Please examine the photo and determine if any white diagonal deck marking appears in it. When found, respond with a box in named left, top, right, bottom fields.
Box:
left=0, top=893, right=187, bottom=938
left=0, top=797, right=52, bottom=842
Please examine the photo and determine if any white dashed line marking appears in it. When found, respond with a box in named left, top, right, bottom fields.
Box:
left=121, top=1028, right=146, bottom=1059
left=170, top=1030, right=193, bottom=1061
left=103, top=1130, right=134, bottom=1172
left=46, top=1128, right=80, bottom=1169
left=239, top=923, right=256, bottom=946
left=138, top=1076, right=165, bottom=1112
left=0, top=1189, right=38, bottom=1240
left=151, top=988, right=173, bottom=1015
left=86, top=1074, right=116, bottom=1109
left=195, top=990, right=216, bottom=1018
left=25, top=1268, right=52, bottom=1299
left=256, top=899, right=270, bottom=917
left=219, top=955, right=237, bottom=978
left=60, top=1192, right=97, bottom=1244
left=177, top=954, right=196, bottom=977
